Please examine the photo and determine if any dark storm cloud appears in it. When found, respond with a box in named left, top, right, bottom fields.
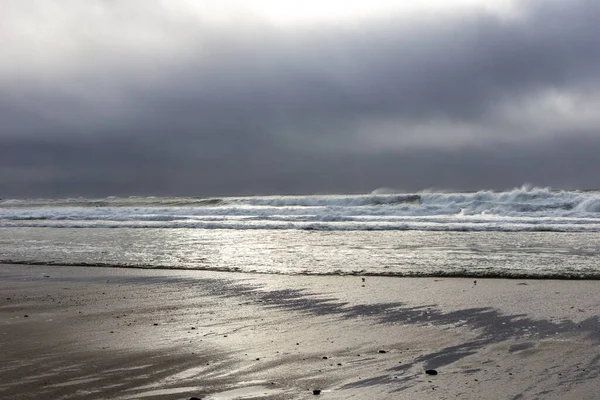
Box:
left=1, top=0, right=599, bottom=197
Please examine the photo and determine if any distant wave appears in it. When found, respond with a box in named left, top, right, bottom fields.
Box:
left=0, top=193, right=422, bottom=208
left=0, top=197, right=226, bottom=208
left=247, top=194, right=422, bottom=207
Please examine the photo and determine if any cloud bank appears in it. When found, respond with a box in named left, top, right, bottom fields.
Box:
left=1, top=0, right=599, bottom=197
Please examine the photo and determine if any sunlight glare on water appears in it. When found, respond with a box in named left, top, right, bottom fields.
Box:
left=1, top=228, right=600, bottom=278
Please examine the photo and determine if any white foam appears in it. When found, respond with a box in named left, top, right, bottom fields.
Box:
left=1, top=186, right=599, bottom=232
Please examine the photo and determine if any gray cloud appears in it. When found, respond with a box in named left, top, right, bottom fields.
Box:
left=1, top=0, right=599, bottom=197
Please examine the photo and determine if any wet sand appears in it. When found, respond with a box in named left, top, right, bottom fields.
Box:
left=2, top=263, right=600, bottom=399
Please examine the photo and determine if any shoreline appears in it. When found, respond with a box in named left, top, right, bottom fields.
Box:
left=2, top=264, right=600, bottom=399
left=2, top=261, right=600, bottom=280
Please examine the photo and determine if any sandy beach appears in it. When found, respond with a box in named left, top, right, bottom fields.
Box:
left=2, top=263, right=600, bottom=399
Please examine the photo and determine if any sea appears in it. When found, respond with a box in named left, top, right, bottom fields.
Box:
left=1, top=186, right=600, bottom=279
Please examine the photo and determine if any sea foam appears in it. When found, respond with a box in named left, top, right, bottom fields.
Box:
left=1, top=186, right=599, bottom=232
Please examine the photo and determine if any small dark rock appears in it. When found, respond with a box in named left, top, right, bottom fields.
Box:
left=153, top=323, right=158, bottom=326
left=322, top=356, right=328, bottom=359
left=256, top=358, right=260, bottom=361
left=337, top=363, right=342, bottom=366
left=189, top=397, right=202, bottom=400
left=378, top=350, right=387, bottom=354
left=425, top=369, right=438, bottom=375
left=313, top=389, right=322, bottom=395
left=24, top=315, right=29, bottom=318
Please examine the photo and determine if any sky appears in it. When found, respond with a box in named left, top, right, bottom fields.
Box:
left=1, top=0, right=599, bottom=197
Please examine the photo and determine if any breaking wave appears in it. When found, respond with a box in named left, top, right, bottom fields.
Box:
left=1, top=186, right=599, bottom=232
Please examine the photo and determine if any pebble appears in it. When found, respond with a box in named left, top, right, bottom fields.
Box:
left=425, top=369, right=438, bottom=375
left=378, top=350, right=387, bottom=354
left=313, top=389, right=322, bottom=395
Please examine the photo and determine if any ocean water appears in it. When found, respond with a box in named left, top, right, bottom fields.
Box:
left=1, top=186, right=600, bottom=278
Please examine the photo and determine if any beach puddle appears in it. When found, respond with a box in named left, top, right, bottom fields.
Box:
left=121, top=386, right=201, bottom=398
left=206, top=385, right=283, bottom=399
left=122, top=384, right=282, bottom=400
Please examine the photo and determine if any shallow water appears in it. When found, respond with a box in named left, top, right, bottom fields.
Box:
left=1, top=228, right=599, bottom=278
